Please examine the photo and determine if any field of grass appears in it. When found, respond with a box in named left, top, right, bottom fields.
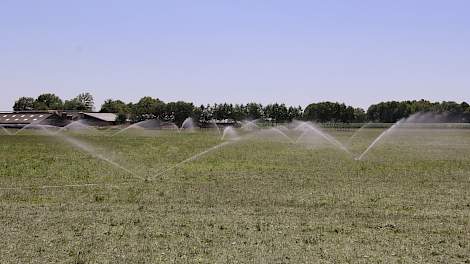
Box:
left=1, top=127, right=470, bottom=263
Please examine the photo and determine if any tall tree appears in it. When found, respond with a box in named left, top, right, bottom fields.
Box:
left=76, top=93, right=94, bottom=111
left=63, top=93, right=94, bottom=111
left=130, top=96, right=164, bottom=122
left=13, top=97, right=35, bottom=111
left=63, top=99, right=82, bottom=110
left=264, top=103, right=289, bottom=123
left=461, top=102, right=469, bottom=110
left=245, top=103, right=263, bottom=120
left=115, top=113, right=128, bottom=124
left=197, top=104, right=214, bottom=122
left=213, top=103, right=234, bottom=120
left=33, top=93, right=63, bottom=110
left=100, top=99, right=129, bottom=113
left=232, top=104, right=247, bottom=121
left=353, top=108, right=366, bottom=122
left=153, top=99, right=166, bottom=119
left=366, top=101, right=408, bottom=123
left=304, top=102, right=351, bottom=122
left=287, top=106, right=303, bottom=121
left=165, top=101, right=194, bottom=126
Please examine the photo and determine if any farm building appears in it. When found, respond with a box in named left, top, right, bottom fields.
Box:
left=0, top=111, right=118, bottom=128
left=0, top=112, right=56, bottom=128
left=79, top=112, right=118, bottom=126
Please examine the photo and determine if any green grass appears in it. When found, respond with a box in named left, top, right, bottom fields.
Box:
left=1, top=128, right=470, bottom=263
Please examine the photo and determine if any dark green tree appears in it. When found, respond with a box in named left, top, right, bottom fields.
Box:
left=353, top=108, right=366, bottom=122
left=33, top=93, right=63, bottom=110
left=264, top=103, right=289, bottom=123
left=304, top=102, right=352, bottom=122
left=287, top=106, right=303, bottom=121
left=115, top=112, right=128, bottom=124
left=366, top=101, right=409, bottom=122
left=437, top=101, right=464, bottom=113
left=63, top=93, right=94, bottom=111
left=130, top=96, right=164, bottom=122
left=213, top=103, right=234, bottom=120
left=13, top=97, right=35, bottom=111
left=100, top=99, right=129, bottom=113
left=461, top=102, right=469, bottom=110
left=63, top=98, right=82, bottom=110
left=164, top=101, right=194, bottom=126
left=245, top=103, right=263, bottom=120
left=77, top=93, right=94, bottom=111
left=232, top=104, right=247, bottom=121
left=153, top=99, right=166, bottom=119
left=340, top=106, right=355, bottom=123
left=197, top=104, right=213, bottom=122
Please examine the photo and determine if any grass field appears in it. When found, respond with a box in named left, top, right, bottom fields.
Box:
left=1, top=127, right=470, bottom=263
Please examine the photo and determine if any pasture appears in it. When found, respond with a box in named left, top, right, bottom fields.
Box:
left=0, top=125, right=469, bottom=263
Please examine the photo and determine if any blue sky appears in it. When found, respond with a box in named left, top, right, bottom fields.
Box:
left=1, top=0, right=469, bottom=110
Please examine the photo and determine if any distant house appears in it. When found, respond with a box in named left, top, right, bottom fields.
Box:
left=199, top=119, right=239, bottom=128
left=216, top=119, right=239, bottom=127
left=80, top=112, right=118, bottom=126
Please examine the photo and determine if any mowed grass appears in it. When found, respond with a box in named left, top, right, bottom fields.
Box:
left=1, top=127, right=470, bottom=263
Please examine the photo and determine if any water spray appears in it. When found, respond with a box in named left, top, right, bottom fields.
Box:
left=355, top=120, right=403, bottom=160
left=0, top=126, right=11, bottom=135
left=150, top=141, right=234, bottom=180
left=39, top=125, right=145, bottom=181
left=294, top=122, right=351, bottom=155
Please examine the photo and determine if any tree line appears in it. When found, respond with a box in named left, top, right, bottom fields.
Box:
left=13, top=93, right=94, bottom=112
left=100, top=97, right=304, bottom=126
left=367, top=100, right=470, bottom=123
left=96, top=98, right=470, bottom=124
left=12, top=94, right=470, bottom=124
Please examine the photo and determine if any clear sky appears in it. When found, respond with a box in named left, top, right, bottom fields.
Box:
left=1, top=0, right=469, bottom=111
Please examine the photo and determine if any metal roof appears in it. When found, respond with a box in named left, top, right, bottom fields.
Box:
left=0, top=113, right=52, bottom=124
left=82, top=112, right=117, bottom=122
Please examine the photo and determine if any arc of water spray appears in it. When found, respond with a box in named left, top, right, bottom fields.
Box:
left=151, top=121, right=299, bottom=180
left=211, top=119, right=221, bottom=135
left=112, top=120, right=147, bottom=136
left=0, top=126, right=11, bottom=135
left=355, top=120, right=402, bottom=160
left=3, top=125, right=241, bottom=190
left=14, top=123, right=42, bottom=135
left=346, top=122, right=372, bottom=146
left=241, top=119, right=260, bottom=131
left=113, top=118, right=189, bottom=136
left=152, top=120, right=265, bottom=179
left=294, top=128, right=309, bottom=143
left=294, top=122, right=351, bottom=154
left=37, top=125, right=145, bottom=181
left=179, top=117, right=195, bottom=132
left=221, top=127, right=231, bottom=141
left=267, top=127, right=295, bottom=144
left=149, top=141, right=234, bottom=180
left=54, top=120, right=96, bottom=135
left=13, top=116, right=58, bottom=135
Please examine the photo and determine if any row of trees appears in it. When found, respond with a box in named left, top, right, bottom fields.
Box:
left=304, top=102, right=366, bottom=123
left=13, top=94, right=470, bottom=123
left=367, top=100, right=470, bottom=122
left=13, top=93, right=94, bottom=112
left=102, top=98, right=470, bottom=124
left=100, top=97, right=304, bottom=125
